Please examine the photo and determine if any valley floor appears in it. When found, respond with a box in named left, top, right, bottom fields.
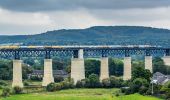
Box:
left=0, top=88, right=162, bottom=100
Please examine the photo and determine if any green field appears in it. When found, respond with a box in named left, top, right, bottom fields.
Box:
left=0, top=88, right=162, bottom=100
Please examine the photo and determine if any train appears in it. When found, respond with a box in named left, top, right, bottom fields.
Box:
left=0, top=45, right=160, bottom=49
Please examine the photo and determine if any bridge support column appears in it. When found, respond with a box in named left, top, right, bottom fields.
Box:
left=145, top=56, right=153, bottom=73
left=12, top=60, right=23, bottom=88
left=163, top=56, right=170, bottom=66
left=100, top=57, right=109, bottom=82
left=123, top=57, right=131, bottom=80
left=71, top=49, right=85, bottom=84
left=42, top=59, right=54, bottom=86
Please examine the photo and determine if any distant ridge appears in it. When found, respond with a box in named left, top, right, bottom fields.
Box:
left=0, top=26, right=170, bottom=47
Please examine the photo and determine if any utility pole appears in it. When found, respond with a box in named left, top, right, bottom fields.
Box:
left=151, top=82, right=154, bottom=95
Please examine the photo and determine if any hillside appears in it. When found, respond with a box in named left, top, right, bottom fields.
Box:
left=0, top=26, right=170, bottom=47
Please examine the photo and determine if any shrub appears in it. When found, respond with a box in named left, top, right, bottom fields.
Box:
left=139, top=86, right=148, bottom=95
left=88, top=74, right=100, bottom=88
left=23, top=81, right=29, bottom=86
left=60, top=80, right=70, bottom=89
left=110, top=76, right=123, bottom=88
left=76, top=80, right=83, bottom=88
left=121, top=87, right=131, bottom=95
left=13, top=86, right=23, bottom=94
left=55, top=83, right=62, bottom=91
left=84, top=78, right=90, bottom=88
left=1, top=87, right=11, bottom=97
left=0, top=80, right=8, bottom=86
left=102, top=78, right=111, bottom=88
left=130, top=78, right=149, bottom=93
left=46, top=83, right=56, bottom=92
left=69, top=78, right=75, bottom=88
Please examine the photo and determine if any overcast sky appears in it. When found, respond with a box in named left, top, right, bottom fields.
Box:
left=0, top=0, right=170, bottom=35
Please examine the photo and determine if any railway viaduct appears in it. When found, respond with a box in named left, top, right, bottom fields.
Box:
left=0, top=45, right=170, bottom=87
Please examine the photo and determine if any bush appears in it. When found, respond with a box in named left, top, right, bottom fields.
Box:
left=23, top=81, right=29, bottom=86
left=110, top=76, right=123, bottom=88
left=0, top=80, right=8, bottom=86
left=13, top=86, right=23, bottom=94
left=69, top=78, right=75, bottom=88
left=46, top=83, right=56, bottom=92
left=88, top=74, right=100, bottom=88
left=84, top=78, right=90, bottom=88
left=55, top=83, right=62, bottom=91
left=1, top=87, right=11, bottom=97
left=121, top=87, right=131, bottom=95
left=139, top=86, right=148, bottom=95
left=129, top=78, right=149, bottom=93
left=60, top=80, right=70, bottom=89
left=102, top=78, right=111, bottom=88
left=76, top=80, right=83, bottom=88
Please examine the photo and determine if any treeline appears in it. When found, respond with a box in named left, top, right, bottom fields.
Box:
left=0, top=57, right=170, bottom=81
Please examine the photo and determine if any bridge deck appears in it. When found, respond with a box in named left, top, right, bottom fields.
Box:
left=0, top=45, right=167, bottom=50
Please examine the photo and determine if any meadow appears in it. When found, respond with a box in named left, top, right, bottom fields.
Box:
left=0, top=88, right=162, bottom=100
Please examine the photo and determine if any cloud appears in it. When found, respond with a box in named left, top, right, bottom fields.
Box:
left=0, top=8, right=107, bottom=35
left=0, top=0, right=170, bottom=12
left=1, top=1, right=170, bottom=35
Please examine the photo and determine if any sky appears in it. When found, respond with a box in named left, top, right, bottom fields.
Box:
left=0, top=0, right=170, bottom=35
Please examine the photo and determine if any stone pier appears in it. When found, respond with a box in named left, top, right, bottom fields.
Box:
left=71, top=58, right=85, bottom=84
left=71, top=49, right=85, bottom=84
left=162, top=56, right=170, bottom=66
left=100, top=57, right=109, bottom=82
left=123, top=57, right=132, bottom=80
left=145, top=56, right=153, bottom=73
left=12, top=60, right=23, bottom=87
left=42, top=59, right=54, bottom=86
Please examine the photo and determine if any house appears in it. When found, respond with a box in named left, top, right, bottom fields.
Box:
left=28, top=70, right=69, bottom=79
left=151, top=72, right=170, bottom=85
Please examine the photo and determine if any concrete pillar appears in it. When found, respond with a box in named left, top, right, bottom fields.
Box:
left=162, top=56, right=170, bottom=66
left=78, top=49, right=84, bottom=59
left=42, top=59, right=54, bottom=86
left=145, top=56, right=153, bottom=73
left=100, top=57, right=109, bottom=82
left=71, top=58, right=85, bottom=84
left=12, top=60, right=23, bottom=88
left=123, top=57, right=132, bottom=80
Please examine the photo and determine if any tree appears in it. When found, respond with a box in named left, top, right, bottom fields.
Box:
left=85, top=59, right=100, bottom=77
left=132, top=65, right=152, bottom=81
left=22, top=64, right=33, bottom=79
left=65, top=66, right=71, bottom=74
left=88, top=74, right=100, bottom=88
left=129, top=78, right=149, bottom=93
left=52, top=60, right=64, bottom=70
left=153, top=57, right=167, bottom=74
left=109, top=58, right=123, bottom=76
left=0, top=60, right=13, bottom=80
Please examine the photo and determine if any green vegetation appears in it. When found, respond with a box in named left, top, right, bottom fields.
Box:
left=0, top=57, right=169, bottom=99
left=1, top=26, right=170, bottom=46
left=0, top=88, right=161, bottom=100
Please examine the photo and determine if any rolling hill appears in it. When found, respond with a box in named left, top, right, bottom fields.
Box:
left=0, top=26, right=170, bottom=47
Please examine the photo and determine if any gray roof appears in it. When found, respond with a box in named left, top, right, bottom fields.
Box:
left=152, top=72, right=170, bottom=85
left=31, top=70, right=68, bottom=75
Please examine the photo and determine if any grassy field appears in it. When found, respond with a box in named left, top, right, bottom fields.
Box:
left=0, top=88, right=162, bottom=100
